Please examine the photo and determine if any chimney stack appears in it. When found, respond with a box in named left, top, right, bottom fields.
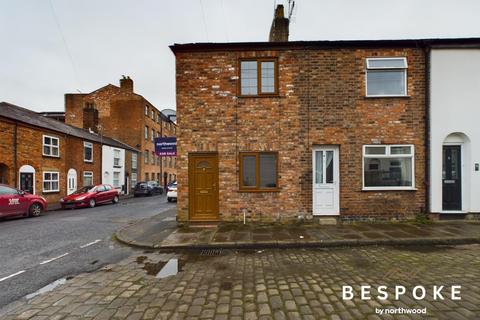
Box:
left=119, top=75, right=134, bottom=92
left=269, top=5, right=289, bottom=42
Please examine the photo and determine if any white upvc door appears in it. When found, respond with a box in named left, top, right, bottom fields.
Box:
left=312, top=146, right=340, bottom=215
left=67, top=169, right=77, bottom=195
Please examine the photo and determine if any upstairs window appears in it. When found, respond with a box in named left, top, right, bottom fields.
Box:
left=366, top=58, right=407, bottom=97
left=132, top=153, right=137, bottom=169
left=363, top=145, right=414, bottom=190
left=43, top=135, right=59, bottom=157
left=145, top=105, right=149, bottom=116
left=151, top=110, right=155, bottom=120
left=144, top=150, right=149, bottom=164
left=84, top=142, right=93, bottom=162
left=145, top=126, right=149, bottom=140
left=239, top=152, right=278, bottom=191
left=239, top=59, right=278, bottom=96
left=152, top=129, right=155, bottom=142
left=113, top=149, right=121, bottom=167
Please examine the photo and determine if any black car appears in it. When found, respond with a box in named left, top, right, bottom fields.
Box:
left=133, top=181, right=163, bottom=197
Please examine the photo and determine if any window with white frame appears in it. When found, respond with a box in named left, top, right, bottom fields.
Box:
left=366, top=58, right=407, bottom=97
left=145, top=126, right=149, bottom=140
left=113, top=149, right=121, bottom=167
left=113, top=172, right=120, bottom=187
left=43, top=135, right=59, bottom=157
left=43, top=171, right=59, bottom=192
left=363, top=145, right=414, bottom=189
left=131, top=172, right=137, bottom=189
left=84, top=142, right=93, bottom=162
left=132, top=153, right=137, bottom=169
left=83, top=171, right=93, bottom=186
left=151, top=110, right=155, bottom=120
left=145, top=105, right=148, bottom=116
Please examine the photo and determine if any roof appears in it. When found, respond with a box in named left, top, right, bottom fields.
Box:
left=170, top=37, right=480, bottom=53
left=0, top=102, right=138, bottom=152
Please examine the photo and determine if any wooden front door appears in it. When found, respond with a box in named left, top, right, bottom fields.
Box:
left=189, top=153, right=219, bottom=221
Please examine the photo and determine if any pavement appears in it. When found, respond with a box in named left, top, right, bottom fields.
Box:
left=115, top=214, right=480, bottom=249
left=0, top=194, right=175, bottom=309
left=1, top=244, right=479, bottom=319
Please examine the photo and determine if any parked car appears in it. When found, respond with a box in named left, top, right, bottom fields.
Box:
left=0, top=184, right=47, bottom=218
left=166, top=180, right=177, bottom=193
left=60, top=184, right=119, bottom=209
left=167, top=182, right=177, bottom=202
left=133, top=181, right=163, bottom=197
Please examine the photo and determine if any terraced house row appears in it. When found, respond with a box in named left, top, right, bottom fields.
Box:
left=0, top=102, right=138, bottom=204
left=171, top=6, right=480, bottom=223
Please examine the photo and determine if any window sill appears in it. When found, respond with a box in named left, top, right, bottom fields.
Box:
left=365, top=95, right=410, bottom=99
left=42, top=190, right=60, bottom=194
left=237, top=94, right=281, bottom=99
left=362, top=187, right=417, bottom=191
left=84, top=160, right=93, bottom=163
left=42, top=155, right=60, bottom=158
left=238, top=189, right=280, bottom=193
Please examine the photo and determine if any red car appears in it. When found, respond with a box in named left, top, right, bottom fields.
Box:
left=0, top=184, right=47, bottom=218
left=60, top=184, right=119, bottom=209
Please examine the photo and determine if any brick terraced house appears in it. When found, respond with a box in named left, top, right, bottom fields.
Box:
left=171, top=6, right=480, bottom=223
left=64, top=76, right=177, bottom=191
left=0, top=102, right=138, bottom=204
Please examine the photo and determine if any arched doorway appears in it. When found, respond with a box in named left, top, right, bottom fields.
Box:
left=0, top=163, right=9, bottom=185
left=19, top=165, right=35, bottom=194
left=67, top=169, right=77, bottom=195
left=442, top=133, right=470, bottom=211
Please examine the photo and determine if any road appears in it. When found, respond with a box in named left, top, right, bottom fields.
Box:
left=0, top=194, right=176, bottom=308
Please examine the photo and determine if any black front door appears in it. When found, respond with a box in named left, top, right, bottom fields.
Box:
left=442, top=145, right=462, bottom=211
left=20, top=173, right=34, bottom=194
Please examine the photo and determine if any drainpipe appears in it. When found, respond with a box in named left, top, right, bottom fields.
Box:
left=13, top=122, right=18, bottom=188
left=424, top=44, right=431, bottom=215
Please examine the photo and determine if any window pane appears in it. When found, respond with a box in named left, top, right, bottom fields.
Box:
left=44, top=137, right=50, bottom=144
left=325, top=151, right=333, bottom=183
left=52, top=147, right=59, bottom=156
left=242, top=155, right=256, bottom=187
left=364, top=157, right=412, bottom=187
left=240, top=61, right=258, bottom=95
left=365, top=146, right=386, bottom=155
left=367, top=58, right=407, bottom=69
left=259, top=154, right=277, bottom=188
left=315, top=151, right=323, bottom=184
left=44, top=173, right=51, bottom=180
left=52, top=138, right=58, bottom=146
left=85, top=146, right=92, bottom=160
left=261, top=61, right=275, bottom=93
left=391, top=146, right=411, bottom=155
left=44, top=146, right=50, bottom=155
left=367, top=70, right=405, bottom=96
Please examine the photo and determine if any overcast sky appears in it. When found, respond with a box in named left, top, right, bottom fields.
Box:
left=1, top=0, right=479, bottom=112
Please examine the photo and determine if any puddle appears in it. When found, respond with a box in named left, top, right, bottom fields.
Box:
left=25, top=278, right=67, bottom=300
left=142, top=258, right=185, bottom=278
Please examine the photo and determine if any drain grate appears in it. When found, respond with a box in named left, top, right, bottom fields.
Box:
left=200, top=249, right=224, bottom=256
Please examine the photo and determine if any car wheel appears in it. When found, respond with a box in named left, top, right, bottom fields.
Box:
left=112, top=195, right=119, bottom=204
left=89, top=199, right=96, bottom=208
left=167, top=197, right=171, bottom=202
left=29, top=203, right=42, bottom=217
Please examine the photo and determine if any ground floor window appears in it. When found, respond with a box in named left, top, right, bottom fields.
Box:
left=113, top=172, right=120, bottom=187
left=43, top=171, right=59, bottom=192
left=239, top=152, right=278, bottom=191
left=363, top=145, right=414, bottom=189
left=83, top=171, right=93, bottom=186
left=131, top=173, right=137, bottom=188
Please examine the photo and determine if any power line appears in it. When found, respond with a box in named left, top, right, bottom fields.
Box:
left=48, top=0, right=82, bottom=93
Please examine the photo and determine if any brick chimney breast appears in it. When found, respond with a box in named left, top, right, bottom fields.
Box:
left=119, top=75, right=134, bottom=92
left=269, top=4, right=289, bottom=42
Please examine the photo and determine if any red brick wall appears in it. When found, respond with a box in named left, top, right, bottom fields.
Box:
left=175, top=47, right=425, bottom=222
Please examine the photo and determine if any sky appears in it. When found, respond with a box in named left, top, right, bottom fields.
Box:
left=0, top=0, right=479, bottom=112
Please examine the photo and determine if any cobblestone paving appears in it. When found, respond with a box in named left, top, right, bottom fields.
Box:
left=2, top=245, right=479, bottom=319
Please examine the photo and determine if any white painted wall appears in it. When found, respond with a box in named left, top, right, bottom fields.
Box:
left=430, top=48, right=480, bottom=213
left=101, top=145, right=126, bottom=194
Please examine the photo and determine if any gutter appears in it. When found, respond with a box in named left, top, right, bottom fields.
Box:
left=424, top=45, right=431, bottom=214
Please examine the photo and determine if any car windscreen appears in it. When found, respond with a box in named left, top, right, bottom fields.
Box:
left=73, top=186, right=95, bottom=194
